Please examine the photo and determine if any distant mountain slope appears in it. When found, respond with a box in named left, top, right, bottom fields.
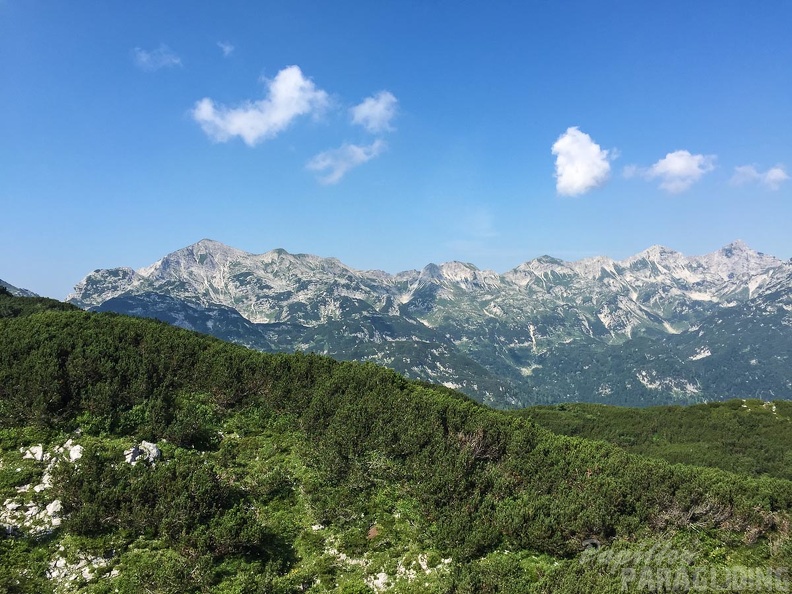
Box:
left=68, top=239, right=792, bottom=407
left=0, top=278, right=37, bottom=297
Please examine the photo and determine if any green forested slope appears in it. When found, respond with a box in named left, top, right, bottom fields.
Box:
left=519, top=400, right=792, bottom=480
left=1, top=291, right=791, bottom=593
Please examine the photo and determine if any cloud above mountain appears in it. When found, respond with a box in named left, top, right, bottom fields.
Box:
left=731, top=165, right=789, bottom=191
left=351, top=91, right=398, bottom=133
left=191, top=66, right=398, bottom=183
left=308, top=90, right=398, bottom=183
left=551, top=127, right=611, bottom=196
left=624, top=150, right=716, bottom=193
left=306, top=140, right=387, bottom=184
left=191, top=65, right=329, bottom=146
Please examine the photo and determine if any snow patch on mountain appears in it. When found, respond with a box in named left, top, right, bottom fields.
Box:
left=688, top=347, right=712, bottom=360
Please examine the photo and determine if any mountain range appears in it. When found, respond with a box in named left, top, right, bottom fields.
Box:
left=67, top=239, right=792, bottom=407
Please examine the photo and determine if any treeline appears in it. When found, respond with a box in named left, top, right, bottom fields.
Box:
left=2, top=291, right=792, bottom=591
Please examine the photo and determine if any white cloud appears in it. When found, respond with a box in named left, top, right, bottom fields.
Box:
left=351, top=91, right=398, bottom=133
left=551, top=127, right=611, bottom=196
left=133, top=44, right=182, bottom=71
left=731, top=165, right=789, bottom=191
left=645, top=150, right=716, bottom=193
left=217, top=41, right=235, bottom=57
left=306, top=140, right=387, bottom=184
left=191, top=65, right=329, bottom=146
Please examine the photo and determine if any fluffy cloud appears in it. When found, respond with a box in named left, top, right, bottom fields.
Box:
left=731, top=165, right=789, bottom=191
left=306, top=140, right=387, bottom=184
left=132, top=44, right=182, bottom=71
left=644, top=150, right=716, bottom=193
left=191, top=66, right=329, bottom=146
left=217, top=41, right=235, bottom=57
left=351, top=91, right=398, bottom=133
left=551, top=127, right=611, bottom=196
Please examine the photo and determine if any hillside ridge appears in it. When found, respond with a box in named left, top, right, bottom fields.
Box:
left=2, top=292, right=792, bottom=592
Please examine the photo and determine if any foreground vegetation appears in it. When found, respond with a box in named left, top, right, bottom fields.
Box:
left=1, top=288, right=791, bottom=592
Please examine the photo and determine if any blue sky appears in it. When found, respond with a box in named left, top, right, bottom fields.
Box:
left=2, top=1, right=791, bottom=298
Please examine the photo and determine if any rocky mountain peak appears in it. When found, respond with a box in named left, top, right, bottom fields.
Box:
left=436, top=261, right=488, bottom=283
left=505, top=256, right=571, bottom=282
left=623, top=245, right=683, bottom=265
left=66, top=267, right=136, bottom=308
left=418, top=263, right=443, bottom=282
left=691, top=241, right=782, bottom=282
left=568, top=256, right=618, bottom=280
